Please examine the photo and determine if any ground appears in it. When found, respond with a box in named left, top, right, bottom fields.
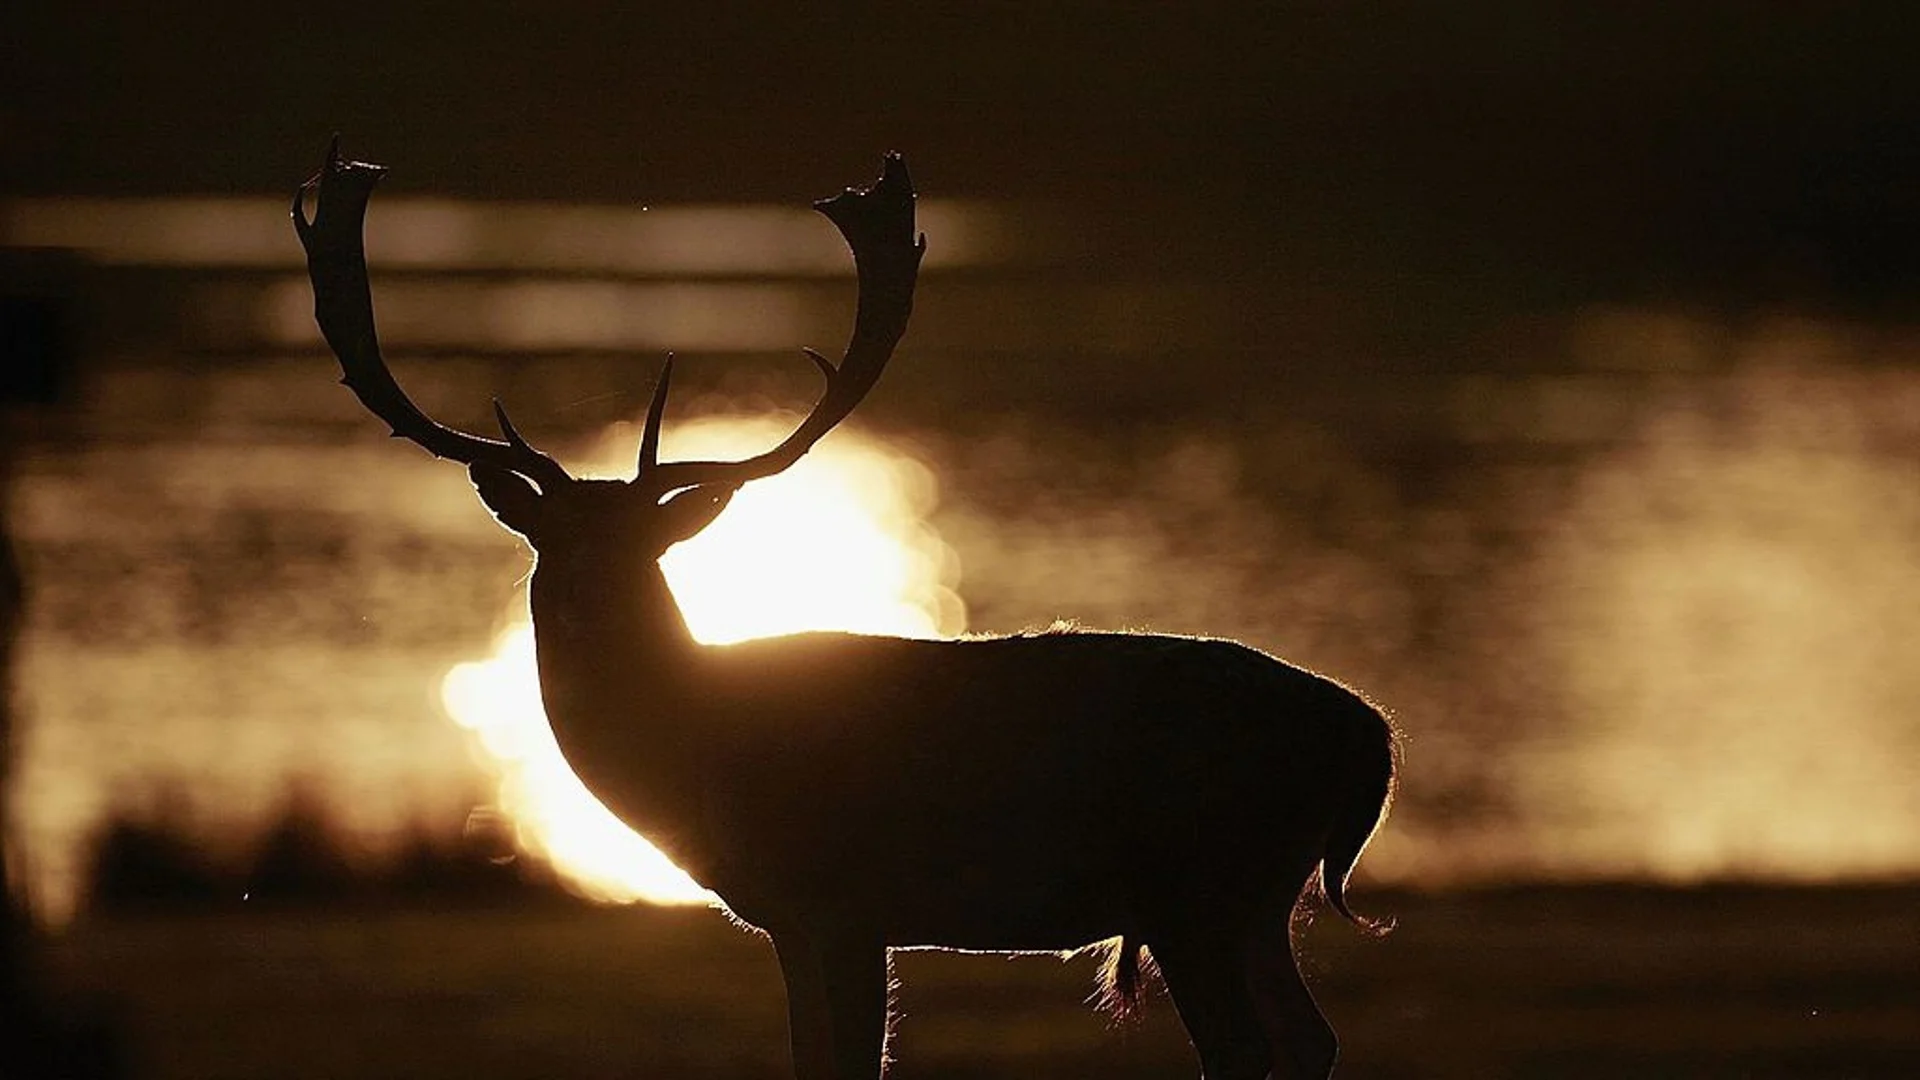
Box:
left=33, top=884, right=1920, bottom=1079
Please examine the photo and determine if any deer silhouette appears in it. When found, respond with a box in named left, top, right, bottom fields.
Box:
left=293, top=140, right=1397, bottom=1080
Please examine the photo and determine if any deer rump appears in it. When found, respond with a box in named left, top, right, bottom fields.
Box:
left=566, top=628, right=1394, bottom=954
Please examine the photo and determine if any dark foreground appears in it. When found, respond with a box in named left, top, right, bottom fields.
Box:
left=33, top=884, right=1920, bottom=1079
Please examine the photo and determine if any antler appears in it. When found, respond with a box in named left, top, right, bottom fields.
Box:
left=634, top=153, right=924, bottom=497
left=292, top=138, right=572, bottom=491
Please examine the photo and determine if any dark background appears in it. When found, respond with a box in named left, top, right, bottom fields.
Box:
left=9, top=2, right=1920, bottom=311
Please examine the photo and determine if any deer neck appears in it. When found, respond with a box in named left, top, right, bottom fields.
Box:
left=523, top=552, right=723, bottom=870
left=525, top=554, right=704, bottom=730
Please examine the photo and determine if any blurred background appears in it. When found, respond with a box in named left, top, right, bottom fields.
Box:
left=3, top=3, right=1918, bottom=1077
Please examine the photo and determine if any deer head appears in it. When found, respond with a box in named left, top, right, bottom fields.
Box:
left=290, top=138, right=925, bottom=564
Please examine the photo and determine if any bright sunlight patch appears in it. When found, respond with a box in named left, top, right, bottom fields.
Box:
left=439, top=417, right=962, bottom=904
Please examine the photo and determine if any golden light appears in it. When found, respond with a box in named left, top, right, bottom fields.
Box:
left=439, top=417, right=963, bottom=904
left=1522, top=367, right=1920, bottom=883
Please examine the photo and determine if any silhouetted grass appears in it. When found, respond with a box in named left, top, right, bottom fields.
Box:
left=83, top=799, right=567, bottom=917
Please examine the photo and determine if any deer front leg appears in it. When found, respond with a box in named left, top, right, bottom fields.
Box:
left=771, top=929, right=890, bottom=1080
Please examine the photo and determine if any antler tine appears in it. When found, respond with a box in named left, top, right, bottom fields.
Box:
left=636, top=354, right=674, bottom=474
left=293, top=139, right=572, bottom=492
left=637, top=154, right=924, bottom=497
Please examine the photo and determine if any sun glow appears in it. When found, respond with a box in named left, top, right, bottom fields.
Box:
left=438, top=417, right=963, bottom=904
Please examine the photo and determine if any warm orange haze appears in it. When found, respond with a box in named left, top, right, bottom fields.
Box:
left=8, top=216, right=1920, bottom=923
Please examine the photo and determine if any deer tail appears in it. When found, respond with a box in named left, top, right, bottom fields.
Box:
left=1097, top=936, right=1151, bottom=1020
left=1319, top=697, right=1398, bottom=936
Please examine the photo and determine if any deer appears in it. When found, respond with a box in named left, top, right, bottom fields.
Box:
left=292, top=139, right=1398, bottom=1080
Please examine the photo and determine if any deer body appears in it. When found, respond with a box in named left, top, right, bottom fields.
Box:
left=296, top=142, right=1396, bottom=1080
left=546, top=613, right=1385, bottom=949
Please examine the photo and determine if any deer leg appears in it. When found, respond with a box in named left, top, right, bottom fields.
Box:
left=771, top=930, right=890, bottom=1080
left=772, top=933, right=834, bottom=1080
left=1243, top=885, right=1338, bottom=1079
left=821, top=940, right=891, bottom=1080
left=1151, top=928, right=1273, bottom=1080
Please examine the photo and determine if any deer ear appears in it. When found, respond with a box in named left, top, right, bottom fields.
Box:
left=656, top=484, right=736, bottom=547
left=470, top=464, right=542, bottom=538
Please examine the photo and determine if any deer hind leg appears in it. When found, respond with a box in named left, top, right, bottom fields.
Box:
left=1151, top=927, right=1275, bottom=1080
left=1241, top=881, right=1338, bottom=1080
left=771, top=930, right=891, bottom=1080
